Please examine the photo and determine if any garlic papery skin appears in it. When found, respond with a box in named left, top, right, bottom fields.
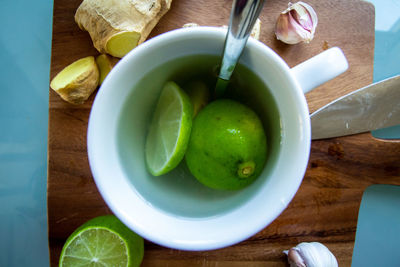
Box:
left=284, top=242, right=338, bottom=267
left=275, top=2, right=318, bottom=44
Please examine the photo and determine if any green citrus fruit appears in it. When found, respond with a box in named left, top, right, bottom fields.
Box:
left=185, top=99, right=267, bottom=190
left=145, top=81, right=193, bottom=176
left=59, top=215, right=144, bottom=267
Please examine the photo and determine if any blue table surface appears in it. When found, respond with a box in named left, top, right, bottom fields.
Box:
left=352, top=184, right=400, bottom=267
left=0, top=0, right=398, bottom=266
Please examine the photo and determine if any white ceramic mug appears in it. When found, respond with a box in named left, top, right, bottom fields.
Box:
left=87, top=27, right=348, bottom=251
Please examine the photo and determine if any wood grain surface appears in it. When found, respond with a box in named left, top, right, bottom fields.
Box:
left=48, top=0, right=400, bottom=266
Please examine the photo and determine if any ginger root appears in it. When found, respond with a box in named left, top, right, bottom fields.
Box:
left=50, top=56, right=99, bottom=104
left=96, top=54, right=119, bottom=85
left=75, top=0, right=172, bottom=58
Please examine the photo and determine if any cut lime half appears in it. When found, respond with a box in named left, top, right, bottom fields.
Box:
left=59, top=215, right=144, bottom=267
left=145, top=81, right=193, bottom=176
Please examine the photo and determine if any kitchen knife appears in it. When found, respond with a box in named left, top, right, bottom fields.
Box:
left=311, top=75, right=400, bottom=140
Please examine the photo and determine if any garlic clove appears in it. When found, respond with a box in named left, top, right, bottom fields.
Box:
left=285, top=248, right=307, bottom=267
left=284, top=242, right=338, bottom=267
left=275, top=1, right=318, bottom=45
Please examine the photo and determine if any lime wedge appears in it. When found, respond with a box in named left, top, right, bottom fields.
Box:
left=145, top=81, right=193, bottom=176
left=59, top=215, right=144, bottom=267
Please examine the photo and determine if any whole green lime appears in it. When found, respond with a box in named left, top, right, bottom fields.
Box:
left=185, top=99, right=267, bottom=190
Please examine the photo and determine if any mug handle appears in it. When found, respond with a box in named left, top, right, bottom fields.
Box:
left=290, top=47, right=349, bottom=94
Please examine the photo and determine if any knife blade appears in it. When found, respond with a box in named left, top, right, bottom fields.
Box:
left=311, top=75, right=400, bottom=140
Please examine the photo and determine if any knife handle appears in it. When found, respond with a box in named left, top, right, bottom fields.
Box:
left=291, top=47, right=348, bottom=94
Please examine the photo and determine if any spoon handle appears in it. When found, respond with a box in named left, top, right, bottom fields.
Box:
left=216, top=0, right=265, bottom=97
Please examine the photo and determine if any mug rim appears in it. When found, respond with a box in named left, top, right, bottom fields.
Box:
left=88, top=27, right=311, bottom=250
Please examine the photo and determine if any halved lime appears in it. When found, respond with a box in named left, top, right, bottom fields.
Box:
left=145, top=81, right=193, bottom=176
left=59, top=215, right=144, bottom=267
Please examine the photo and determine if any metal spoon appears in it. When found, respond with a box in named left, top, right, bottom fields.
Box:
left=214, top=0, right=266, bottom=98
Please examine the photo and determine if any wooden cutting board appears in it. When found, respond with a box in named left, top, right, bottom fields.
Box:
left=48, top=0, right=400, bottom=266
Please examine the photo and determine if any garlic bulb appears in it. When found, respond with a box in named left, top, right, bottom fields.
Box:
left=284, top=242, right=338, bottom=267
left=275, top=2, right=318, bottom=44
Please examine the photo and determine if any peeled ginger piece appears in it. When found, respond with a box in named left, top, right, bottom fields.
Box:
left=96, top=54, right=119, bottom=85
left=50, top=56, right=99, bottom=104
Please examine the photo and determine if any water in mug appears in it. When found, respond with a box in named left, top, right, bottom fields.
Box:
left=117, top=54, right=282, bottom=218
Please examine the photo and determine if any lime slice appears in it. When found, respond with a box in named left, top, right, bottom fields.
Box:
left=59, top=215, right=144, bottom=267
left=145, top=81, right=193, bottom=176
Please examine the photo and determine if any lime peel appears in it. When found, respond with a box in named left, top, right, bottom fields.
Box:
left=238, top=161, right=256, bottom=178
left=185, top=99, right=267, bottom=190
